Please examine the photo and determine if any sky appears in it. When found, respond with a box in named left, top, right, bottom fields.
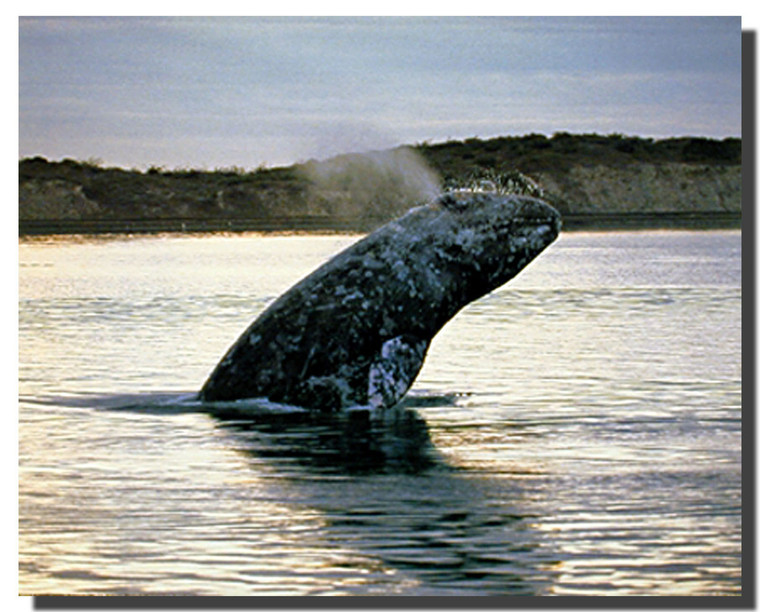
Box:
left=18, top=15, right=743, bottom=171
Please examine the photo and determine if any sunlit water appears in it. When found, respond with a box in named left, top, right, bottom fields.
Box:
left=19, top=230, right=742, bottom=596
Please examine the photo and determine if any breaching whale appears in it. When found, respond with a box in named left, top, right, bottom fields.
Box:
left=199, top=191, right=561, bottom=412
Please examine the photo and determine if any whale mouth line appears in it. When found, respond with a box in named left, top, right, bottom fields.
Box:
left=488, top=217, right=559, bottom=235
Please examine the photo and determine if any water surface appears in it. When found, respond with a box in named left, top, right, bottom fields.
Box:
left=19, top=230, right=742, bottom=596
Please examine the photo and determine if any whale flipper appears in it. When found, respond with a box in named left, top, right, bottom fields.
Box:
left=368, top=335, right=429, bottom=410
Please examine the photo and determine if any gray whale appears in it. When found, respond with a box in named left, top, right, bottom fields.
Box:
left=200, top=191, right=561, bottom=411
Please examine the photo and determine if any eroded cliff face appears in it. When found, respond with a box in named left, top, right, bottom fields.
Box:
left=20, top=179, right=101, bottom=220
left=535, top=163, right=741, bottom=214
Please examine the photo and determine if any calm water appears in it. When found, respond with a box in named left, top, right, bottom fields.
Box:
left=18, top=230, right=742, bottom=596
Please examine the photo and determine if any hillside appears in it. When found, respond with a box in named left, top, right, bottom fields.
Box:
left=19, top=133, right=742, bottom=234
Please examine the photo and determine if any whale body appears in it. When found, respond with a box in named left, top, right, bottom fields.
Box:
left=199, top=191, right=561, bottom=412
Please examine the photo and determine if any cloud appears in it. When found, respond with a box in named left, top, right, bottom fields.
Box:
left=18, top=16, right=742, bottom=169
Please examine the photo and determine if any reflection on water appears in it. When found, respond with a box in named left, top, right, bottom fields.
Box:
left=215, top=405, right=554, bottom=595
left=216, top=400, right=439, bottom=476
left=232, top=425, right=549, bottom=594
left=19, top=231, right=742, bottom=595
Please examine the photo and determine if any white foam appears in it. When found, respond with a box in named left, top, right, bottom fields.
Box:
left=204, top=397, right=309, bottom=418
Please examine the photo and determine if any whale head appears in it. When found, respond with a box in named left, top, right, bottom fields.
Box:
left=420, top=190, right=561, bottom=304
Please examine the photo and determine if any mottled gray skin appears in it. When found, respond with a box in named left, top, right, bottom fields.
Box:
left=200, top=191, right=561, bottom=411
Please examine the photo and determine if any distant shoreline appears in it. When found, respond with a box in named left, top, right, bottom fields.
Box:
left=20, top=134, right=742, bottom=237
left=18, top=211, right=741, bottom=237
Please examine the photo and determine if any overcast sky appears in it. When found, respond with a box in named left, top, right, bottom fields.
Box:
left=18, top=16, right=742, bottom=170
